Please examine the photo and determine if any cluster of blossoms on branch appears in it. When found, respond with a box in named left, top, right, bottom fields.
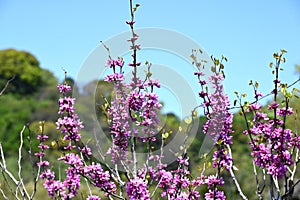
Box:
left=242, top=51, right=300, bottom=179
left=36, top=83, right=116, bottom=200
left=236, top=50, right=300, bottom=198
left=192, top=52, right=233, bottom=199
left=245, top=100, right=296, bottom=178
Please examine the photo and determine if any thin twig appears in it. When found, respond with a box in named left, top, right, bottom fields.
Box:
left=0, top=143, right=20, bottom=190
left=252, top=160, right=263, bottom=199
left=229, top=77, right=300, bottom=110
left=227, top=144, right=248, bottom=200
left=17, top=126, right=30, bottom=199
left=0, top=76, right=15, bottom=96
left=0, top=188, right=9, bottom=200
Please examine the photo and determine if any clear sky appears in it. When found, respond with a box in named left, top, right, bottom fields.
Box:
left=1, top=0, right=300, bottom=117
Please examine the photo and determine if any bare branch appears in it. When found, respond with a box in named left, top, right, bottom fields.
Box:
left=229, top=77, right=300, bottom=110
left=0, top=76, right=15, bottom=96
left=18, top=126, right=30, bottom=199
left=227, top=144, right=248, bottom=200
left=0, top=188, right=9, bottom=200
left=0, top=143, right=19, bottom=185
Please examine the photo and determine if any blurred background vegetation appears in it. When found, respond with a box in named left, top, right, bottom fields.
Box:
left=0, top=48, right=299, bottom=199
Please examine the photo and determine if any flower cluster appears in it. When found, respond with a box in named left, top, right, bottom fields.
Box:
left=83, top=163, right=116, bottom=195
left=104, top=57, right=161, bottom=163
left=145, top=157, right=229, bottom=200
left=143, top=155, right=203, bottom=200
left=56, top=84, right=84, bottom=149
left=196, top=69, right=233, bottom=172
left=244, top=100, right=297, bottom=178
left=37, top=82, right=116, bottom=199
left=126, top=177, right=150, bottom=200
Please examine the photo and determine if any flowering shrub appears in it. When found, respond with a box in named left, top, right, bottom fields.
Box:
left=32, top=2, right=300, bottom=200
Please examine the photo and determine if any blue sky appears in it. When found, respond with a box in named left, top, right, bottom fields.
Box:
left=1, top=0, right=300, bottom=117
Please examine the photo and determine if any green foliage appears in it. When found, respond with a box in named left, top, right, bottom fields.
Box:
left=0, top=49, right=58, bottom=156
left=0, top=49, right=44, bottom=95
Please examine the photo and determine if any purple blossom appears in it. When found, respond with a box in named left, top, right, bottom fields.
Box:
left=205, top=175, right=224, bottom=189
left=128, top=62, right=141, bottom=66
left=106, top=58, right=124, bottom=68
left=37, top=160, right=50, bottom=167
left=128, top=91, right=144, bottom=111
left=248, top=102, right=262, bottom=111
left=83, top=163, right=116, bottom=195
left=277, top=107, right=294, bottom=116
left=199, top=80, right=207, bottom=85
left=202, top=73, right=233, bottom=171
left=194, top=71, right=205, bottom=76
left=205, top=189, right=226, bottom=200
left=268, top=101, right=279, bottom=110
left=104, top=73, right=124, bottom=82
left=87, top=195, right=101, bottom=200
left=126, top=20, right=135, bottom=25
left=254, top=91, right=263, bottom=99
left=57, top=83, right=71, bottom=94
left=38, top=143, right=49, bottom=150
left=145, top=79, right=160, bottom=88
left=37, top=134, right=48, bottom=141
left=126, top=177, right=150, bottom=200
left=58, top=97, right=76, bottom=114
left=177, top=156, right=189, bottom=166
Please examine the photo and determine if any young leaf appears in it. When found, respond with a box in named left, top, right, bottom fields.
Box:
left=273, top=53, right=279, bottom=59
left=234, top=100, right=237, bottom=106
left=280, top=49, right=287, bottom=54
left=162, top=132, right=169, bottom=139
left=184, top=117, right=192, bottom=124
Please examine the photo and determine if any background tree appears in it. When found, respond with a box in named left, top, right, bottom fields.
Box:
left=0, top=49, right=44, bottom=95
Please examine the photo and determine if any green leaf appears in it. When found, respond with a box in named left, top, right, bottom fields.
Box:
left=178, top=126, right=182, bottom=132
left=293, top=88, right=300, bottom=93
left=273, top=53, right=279, bottom=59
left=214, top=59, right=220, bottom=66
left=162, top=132, right=169, bottom=139
left=280, top=49, right=287, bottom=54
left=234, top=100, right=237, bottom=106
left=190, top=54, right=196, bottom=61
left=184, top=117, right=192, bottom=124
